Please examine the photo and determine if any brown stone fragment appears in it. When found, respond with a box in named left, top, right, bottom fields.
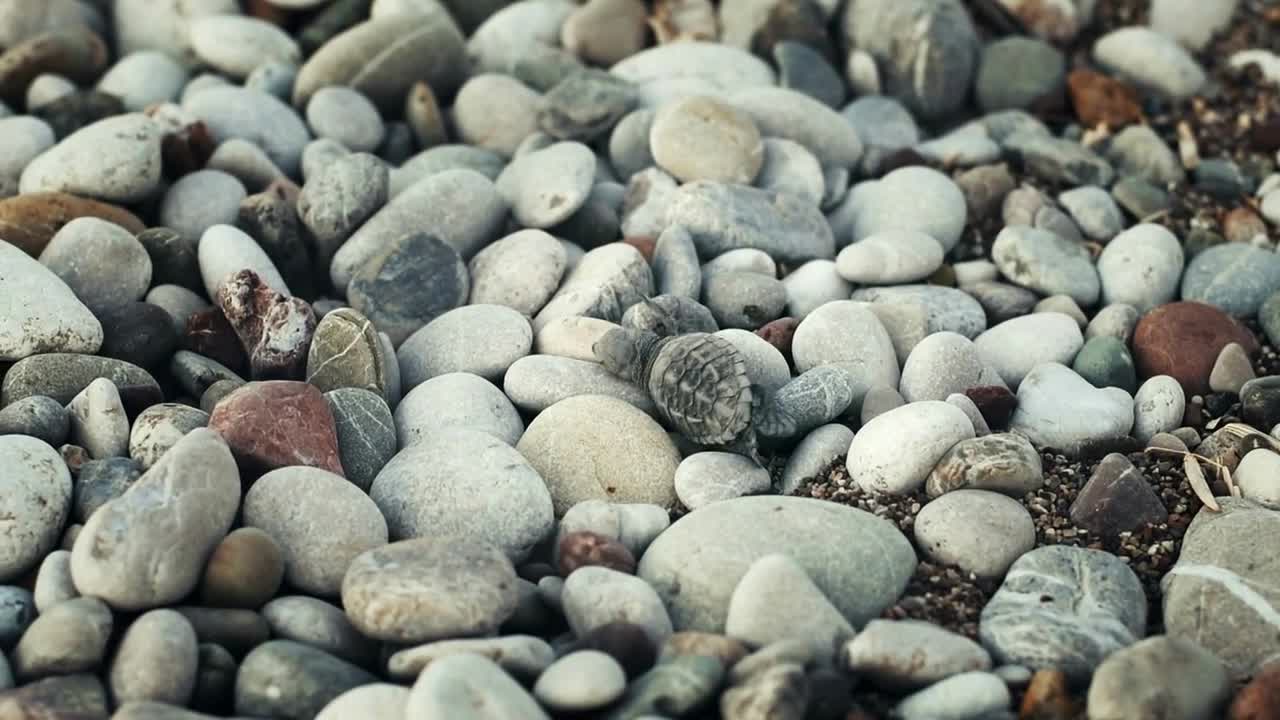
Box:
left=215, top=269, right=317, bottom=380
left=650, top=0, right=717, bottom=44
left=1131, top=301, right=1260, bottom=396
left=661, top=631, right=750, bottom=668
left=558, top=531, right=638, bottom=576
left=756, top=316, right=799, bottom=366
left=0, top=192, right=145, bottom=257
left=1067, top=69, right=1142, bottom=129
left=1224, top=207, right=1268, bottom=243
left=0, top=27, right=109, bottom=104
left=1230, top=661, right=1280, bottom=720
left=207, top=380, right=344, bottom=477
left=1068, top=453, right=1168, bottom=536
left=185, top=308, right=249, bottom=376
left=200, top=527, right=286, bottom=610
left=158, top=119, right=217, bottom=178
left=964, top=385, right=1018, bottom=429
left=1019, top=669, right=1077, bottom=719
left=622, top=236, right=656, bottom=263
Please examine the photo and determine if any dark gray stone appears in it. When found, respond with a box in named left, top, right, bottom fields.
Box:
left=323, top=388, right=395, bottom=493
left=136, top=227, right=202, bottom=293
left=234, top=640, right=376, bottom=719
left=1069, top=453, right=1167, bottom=536
left=976, top=37, right=1065, bottom=112
left=773, top=41, right=845, bottom=109
left=348, top=233, right=469, bottom=347
left=0, top=586, right=35, bottom=650
left=1194, top=158, right=1251, bottom=199
left=170, top=350, right=245, bottom=401
left=538, top=68, right=638, bottom=143
left=97, top=302, right=180, bottom=370
left=1111, top=176, right=1171, bottom=219
left=73, top=457, right=143, bottom=523
left=0, top=396, right=69, bottom=446
left=1, top=354, right=161, bottom=416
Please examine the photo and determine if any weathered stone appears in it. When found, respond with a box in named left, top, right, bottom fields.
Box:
left=207, top=381, right=344, bottom=477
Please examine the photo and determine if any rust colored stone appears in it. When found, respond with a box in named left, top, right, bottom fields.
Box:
left=1067, top=69, right=1143, bottom=129
left=1230, top=662, right=1280, bottom=720
left=59, top=444, right=89, bottom=475
left=184, top=308, right=249, bottom=375
left=200, top=527, right=285, bottom=610
left=558, top=531, right=637, bottom=577
left=0, top=192, right=146, bottom=257
left=622, top=236, right=656, bottom=263
left=214, top=269, right=317, bottom=380
left=965, top=385, right=1018, bottom=430
left=1224, top=207, right=1268, bottom=243
left=1019, top=669, right=1077, bottom=719
left=245, top=0, right=292, bottom=26
left=0, top=27, right=109, bottom=104
left=207, top=380, right=345, bottom=478
left=1132, top=301, right=1260, bottom=396
left=756, top=316, right=799, bottom=366
left=566, top=621, right=657, bottom=679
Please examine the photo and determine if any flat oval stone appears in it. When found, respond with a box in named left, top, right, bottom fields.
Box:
left=1181, top=242, right=1280, bottom=317
left=848, top=401, right=976, bottom=495
left=38, top=216, right=152, bottom=314
left=235, top=640, right=376, bottom=720
left=0, top=436, right=72, bottom=582
left=851, top=285, right=987, bottom=339
left=108, top=609, right=198, bottom=707
left=189, top=15, right=300, bottom=79
left=324, top=388, right=396, bottom=492
left=674, top=451, right=772, bottom=510
left=69, top=428, right=240, bottom=611
left=639, top=496, right=916, bottom=631
left=732, top=86, right=862, bottom=170
left=159, top=170, right=246, bottom=245
left=199, top=526, right=284, bottom=610
left=649, top=94, right=763, bottom=185
left=534, top=650, right=627, bottom=712
left=504, top=354, right=655, bottom=415
left=406, top=652, right=549, bottom=719
left=341, top=537, right=519, bottom=643
left=293, top=11, right=468, bottom=114
left=298, top=153, right=389, bottom=266
left=305, top=86, right=385, bottom=154
left=755, top=137, right=825, bottom=206
left=974, top=313, right=1084, bottom=390
left=992, top=225, right=1101, bottom=307
left=397, top=305, right=532, bottom=389
left=2, top=354, right=161, bottom=415
left=394, top=372, right=522, bottom=448
left=1058, top=185, right=1123, bottom=242
left=927, top=432, right=1044, bottom=498
left=914, top=489, right=1036, bottom=579
left=665, top=180, right=835, bottom=263
left=451, top=73, right=543, bottom=157
left=779, top=423, right=854, bottom=495
left=843, top=619, right=992, bottom=691
left=562, top=565, right=673, bottom=649
left=517, top=394, right=680, bottom=515
left=894, top=671, right=1011, bottom=720
left=980, top=545, right=1146, bottom=682
left=95, top=50, right=189, bottom=113
left=724, top=553, right=855, bottom=661
left=467, top=229, right=568, bottom=317
left=262, top=597, right=375, bottom=666
left=496, top=141, right=597, bottom=228
left=348, top=232, right=469, bottom=347
left=386, top=634, right=555, bottom=682
left=244, top=466, right=388, bottom=597
left=1097, top=224, right=1184, bottom=314
left=847, top=167, right=967, bottom=252
left=899, top=332, right=985, bottom=403
left=837, top=230, right=945, bottom=286
left=19, top=113, right=163, bottom=202
left=370, top=428, right=552, bottom=562
left=183, top=86, right=310, bottom=177
left=0, top=239, right=102, bottom=361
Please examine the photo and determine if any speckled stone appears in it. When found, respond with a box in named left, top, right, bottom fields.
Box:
left=348, top=232, right=469, bottom=347
left=206, top=380, right=344, bottom=476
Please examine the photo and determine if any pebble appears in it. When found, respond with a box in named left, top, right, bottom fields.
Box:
left=610, top=41, right=776, bottom=107
left=894, top=671, right=1012, bottom=720
left=836, top=230, right=944, bottom=285
left=732, top=85, right=863, bottom=170
left=779, top=424, right=856, bottom=495
left=64, top=378, right=127, bottom=459
left=846, top=167, right=967, bottom=252
left=914, top=125, right=1003, bottom=168
left=649, top=94, right=763, bottom=184
left=1132, top=301, right=1258, bottom=395
left=534, top=650, right=628, bottom=712
left=19, top=113, right=163, bottom=202
left=33, top=550, right=76, bottom=614
left=665, top=179, right=835, bottom=263
left=713, top=329, right=790, bottom=394
left=306, top=308, right=389, bottom=400
left=1107, top=125, right=1185, bottom=186
left=406, top=652, right=548, bottom=719
left=1094, top=223, right=1185, bottom=314
left=298, top=153, right=388, bottom=266
left=843, top=619, right=992, bottom=691
left=843, top=0, right=978, bottom=119
left=639, top=496, right=914, bottom=631
left=243, top=466, right=388, bottom=597
left=852, top=285, right=988, bottom=339
left=235, top=640, right=376, bottom=720
left=847, top=400, right=979, bottom=496
left=3, top=353, right=163, bottom=414
left=0, top=586, right=35, bottom=649
left=369, top=427, right=553, bottom=562
left=0, top=239, right=102, bottom=361
left=467, top=229, right=567, bottom=317
left=781, top=259, right=851, bottom=319
left=1094, top=26, right=1208, bottom=99
left=504, top=354, right=655, bottom=415
left=899, top=332, right=986, bottom=403
left=1010, top=363, right=1135, bottom=456
left=556, top=500, right=670, bottom=564
left=974, top=313, right=1084, bottom=390
left=674, top=451, right=772, bottom=510
left=0, top=436, right=72, bottom=583
left=293, top=11, right=467, bottom=114
left=1163, top=497, right=1280, bottom=682
left=1058, top=185, right=1124, bottom=242
left=160, top=170, right=248, bottom=248
left=397, top=305, right=532, bottom=389
left=1087, top=303, right=1141, bottom=344
left=791, top=300, right=899, bottom=400
left=561, top=0, right=647, bottom=66
left=756, top=137, right=825, bottom=206
left=980, top=545, right=1146, bottom=682
left=183, top=86, right=310, bottom=177
left=387, top=635, right=554, bottom=681
left=108, top=609, right=199, bottom=707
left=199, top=527, right=284, bottom=610
left=315, top=684, right=409, bottom=720
left=348, top=232, right=469, bottom=347
left=497, top=141, right=596, bottom=228
left=701, top=270, right=786, bottom=329
left=1234, top=449, right=1280, bottom=508
left=915, top=489, right=1036, bottom=579
left=1071, top=453, right=1169, bottom=537
left=450, top=73, right=543, bottom=157
left=198, top=224, right=290, bottom=302
left=39, top=216, right=153, bottom=314
left=306, top=86, right=385, bottom=154
left=207, top=381, right=344, bottom=477
left=724, top=553, right=854, bottom=660
left=976, top=36, right=1066, bottom=113
left=394, top=371, right=521, bottom=448
left=562, top=565, right=673, bottom=648
left=1181, top=242, right=1280, bottom=317
left=0, top=117, right=56, bottom=195
left=262, top=596, right=376, bottom=667
left=1087, top=635, right=1232, bottom=720
left=342, top=536, right=517, bottom=643
left=1072, top=336, right=1138, bottom=392
left=189, top=15, right=300, bottom=79
left=0, top=396, right=70, bottom=446
left=991, top=225, right=1100, bottom=307
left=11, top=596, right=112, bottom=681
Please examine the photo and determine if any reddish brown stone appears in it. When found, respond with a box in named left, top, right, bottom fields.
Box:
left=1224, top=207, right=1268, bottom=243
left=558, top=531, right=637, bottom=577
left=1019, top=669, right=1077, bottom=720
left=1250, top=115, right=1280, bottom=153
left=0, top=27, right=109, bottom=105
left=207, top=381, right=344, bottom=478
left=1231, top=662, right=1280, bottom=720
left=1068, top=453, right=1168, bottom=536
left=0, top=192, right=146, bottom=257
left=150, top=114, right=216, bottom=178
left=1067, top=69, right=1142, bottom=129
left=1132, top=302, right=1260, bottom=396
left=60, top=444, right=89, bottom=475
left=567, top=621, right=657, bottom=679
left=622, top=236, right=656, bottom=263
left=245, top=0, right=292, bottom=26
left=185, top=308, right=249, bottom=375
left=964, top=385, right=1018, bottom=429
left=756, top=316, right=799, bottom=366
left=215, top=269, right=317, bottom=380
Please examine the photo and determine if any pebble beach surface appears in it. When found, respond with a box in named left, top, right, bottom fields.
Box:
left=0, top=0, right=1279, bottom=718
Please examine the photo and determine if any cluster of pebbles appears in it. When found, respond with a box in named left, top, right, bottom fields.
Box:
left=2, top=0, right=1280, bottom=718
